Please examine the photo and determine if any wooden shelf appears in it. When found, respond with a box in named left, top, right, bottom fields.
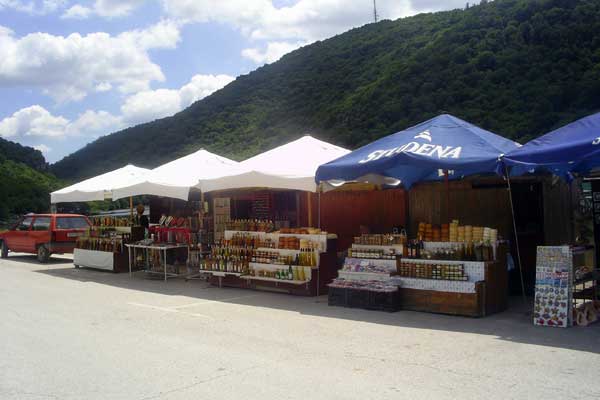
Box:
left=240, top=276, right=309, bottom=285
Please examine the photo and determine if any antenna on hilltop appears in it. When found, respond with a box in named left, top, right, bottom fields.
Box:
left=373, top=0, right=378, bottom=23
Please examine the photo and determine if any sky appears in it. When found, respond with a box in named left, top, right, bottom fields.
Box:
left=0, top=0, right=466, bottom=163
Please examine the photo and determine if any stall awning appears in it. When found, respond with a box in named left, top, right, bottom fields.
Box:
left=197, top=135, right=350, bottom=193
left=50, top=164, right=150, bottom=203
left=502, top=111, right=600, bottom=179
left=111, top=149, right=239, bottom=201
left=316, top=114, right=520, bottom=189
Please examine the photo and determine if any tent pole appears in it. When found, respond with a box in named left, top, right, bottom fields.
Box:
left=318, top=190, right=321, bottom=229
left=307, top=192, right=313, bottom=227
left=506, top=172, right=527, bottom=304
left=129, top=196, right=133, bottom=221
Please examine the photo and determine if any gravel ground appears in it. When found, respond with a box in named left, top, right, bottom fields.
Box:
left=1, top=253, right=599, bottom=400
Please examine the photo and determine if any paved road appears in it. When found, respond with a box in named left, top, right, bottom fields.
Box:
left=1, top=253, right=599, bottom=400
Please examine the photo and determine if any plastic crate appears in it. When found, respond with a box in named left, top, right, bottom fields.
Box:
left=367, top=290, right=401, bottom=312
left=328, top=286, right=348, bottom=307
left=347, top=288, right=370, bottom=309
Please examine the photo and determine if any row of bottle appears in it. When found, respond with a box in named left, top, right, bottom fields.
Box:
left=249, top=265, right=308, bottom=281
left=76, top=236, right=127, bottom=253
left=90, top=216, right=131, bottom=227
left=197, top=256, right=249, bottom=274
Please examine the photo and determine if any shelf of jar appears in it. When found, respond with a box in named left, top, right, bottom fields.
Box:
left=240, top=275, right=310, bottom=285
left=224, top=230, right=332, bottom=251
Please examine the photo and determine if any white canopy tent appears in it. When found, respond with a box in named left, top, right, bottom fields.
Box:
left=111, top=149, right=239, bottom=201
left=197, top=136, right=350, bottom=193
left=50, top=164, right=150, bottom=203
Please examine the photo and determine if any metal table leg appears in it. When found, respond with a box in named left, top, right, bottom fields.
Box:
left=128, top=246, right=132, bottom=277
left=164, top=248, right=167, bottom=281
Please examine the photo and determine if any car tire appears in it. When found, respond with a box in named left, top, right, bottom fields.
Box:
left=1, top=241, right=8, bottom=258
left=37, top=245, right=50, bottom=263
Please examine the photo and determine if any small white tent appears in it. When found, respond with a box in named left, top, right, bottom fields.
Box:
left=50, top=164, right=150, bottom=203
left=197, top=136, right=350, bottom=193
left=111, top=149, right=239, bottom=201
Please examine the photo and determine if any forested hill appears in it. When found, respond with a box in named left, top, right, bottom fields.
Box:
left=0, top=138, right=60, bottom=220
left=0, top=137, right=48, bottom=171
left=52, top=0, right=600, bottom=180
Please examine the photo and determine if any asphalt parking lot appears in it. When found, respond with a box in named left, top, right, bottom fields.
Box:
left=1, top=253, right=599, bottom=400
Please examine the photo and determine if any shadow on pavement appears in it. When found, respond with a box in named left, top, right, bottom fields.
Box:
left=5, top=254, right=74, bottom=266
left=35, top=264, right=600, bottom=355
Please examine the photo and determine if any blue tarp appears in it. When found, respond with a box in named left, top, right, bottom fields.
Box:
left=316, top=114, right=520, bottom=188
left=502, top=112, right=600, bottom=179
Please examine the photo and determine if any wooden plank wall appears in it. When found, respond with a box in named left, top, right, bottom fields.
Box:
left=307, top=189, right=407, bottom=250
left=408, top=180, right=513, bottom=239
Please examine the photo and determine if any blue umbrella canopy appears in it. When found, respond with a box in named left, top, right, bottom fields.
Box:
left=502, top=112, right=600, bottom=179
left=316, top=114, right=520, bottom=188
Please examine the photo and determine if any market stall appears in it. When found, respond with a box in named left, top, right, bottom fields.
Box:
left=188, top=136, right=350, bottom=295
left=316, top=114, right=519, bottom=314
left=502, top=111, right=600, bottom=327
left=50, top=164, right=150, bottom=272
left=74, top=216, right=144, bottom=272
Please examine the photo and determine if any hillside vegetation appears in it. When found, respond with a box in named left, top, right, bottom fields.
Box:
left=52, top=0, right=600, bottom=180
left=0, top=139, right=61, bottom=221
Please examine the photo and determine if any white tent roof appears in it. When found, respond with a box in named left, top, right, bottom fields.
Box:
left=51, top=164, right=150, bottom=203
left=111, top=149, right=239, bottom=201
left=197, top=136, right=350, bottom=193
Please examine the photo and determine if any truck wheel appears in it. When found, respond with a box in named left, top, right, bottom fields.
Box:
left=1, top=241, right=7, bottom=259
left=37, top=245, right=50, bottom=263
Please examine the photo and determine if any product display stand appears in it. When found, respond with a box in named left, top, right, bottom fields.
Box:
left=198, top=230, right=337, bottom=296
left=329, top=241, right=508, bottom=316
left=534, top=245, right=597, bottom=328
left=126, top=243, right=189, bottom=281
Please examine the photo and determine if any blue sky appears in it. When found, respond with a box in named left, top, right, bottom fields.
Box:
left=0, top=0, right=465, bottom=163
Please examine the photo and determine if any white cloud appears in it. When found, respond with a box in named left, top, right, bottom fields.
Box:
left=33, top=143, right=52, bottom=154
left=0, top=0, right=67, bottom=15
left=242, top=41, right=304, bottom=64
left=0, top=105, right=123, bottom=139
left=121, top=73, right=235, bottom=124
left=0, top=21, right=181, bottom=102
left=62, top=0, right=143, bottom=19
left=61, top=4, right=92, bottom=19
left=162, top=0, right=467, bottom=64
left=0, top=105, right=69, bottom=138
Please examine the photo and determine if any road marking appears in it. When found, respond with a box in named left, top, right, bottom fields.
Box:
left=127, top=302, right=212, bottom=319
left=171, top=294, right=260, bottom=309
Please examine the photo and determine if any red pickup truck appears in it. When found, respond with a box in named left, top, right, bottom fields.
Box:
left=0, top=214, right=91, bottom=263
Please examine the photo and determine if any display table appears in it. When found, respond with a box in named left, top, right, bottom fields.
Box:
left=126, top=243, right=189, bottom=281
left=73, top=248, right=129, bottom=272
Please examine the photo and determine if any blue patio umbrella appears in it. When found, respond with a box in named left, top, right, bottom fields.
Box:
left=316, top=114, right=520, bottom=188
left=316, top=114, right=526, bottom=298
left=502, top=112, right=600, bottom=179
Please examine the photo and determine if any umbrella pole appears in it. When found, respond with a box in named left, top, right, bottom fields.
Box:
left=318, top=190, right=321, bottom=229
left=506, top=172, right=527, bottom=304
left=444, top=170, right=450, bottom=221
left=129, top=196, right=133, bottom=222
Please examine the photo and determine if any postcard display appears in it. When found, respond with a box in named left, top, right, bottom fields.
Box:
left=534, top=245, right=598, bottom=328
